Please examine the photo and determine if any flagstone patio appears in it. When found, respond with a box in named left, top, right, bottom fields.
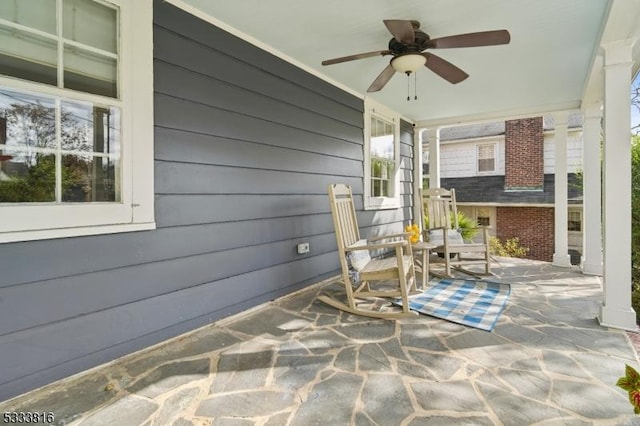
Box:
left=1, top=257, right=639, bottom=425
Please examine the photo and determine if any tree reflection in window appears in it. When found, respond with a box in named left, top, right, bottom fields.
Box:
left=0, top=88, right=120, bottom=203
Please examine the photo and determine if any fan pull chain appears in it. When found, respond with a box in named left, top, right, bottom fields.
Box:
left=405, top=72, right=418, bottom=101
left=406, top=72, right=410, bottom=101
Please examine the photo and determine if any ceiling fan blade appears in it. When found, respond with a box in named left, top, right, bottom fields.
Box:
left=429, top=30, right=511, bottom=49
left=367, top=64, right=395, bottom=92
left=322, top=50, right=391, bottom=65
left=322, top=50, right=392, bottom=66
left=423, top=53, right=469, bottom=84
left=383, top=20, right=415, bottom=43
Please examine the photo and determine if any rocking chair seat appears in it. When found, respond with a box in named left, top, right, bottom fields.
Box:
left=360, top=255, right=414, bottom=275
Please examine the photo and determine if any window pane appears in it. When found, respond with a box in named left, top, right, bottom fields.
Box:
left=371, top=134, right=394, bottom=159
left=0, top=153, right=56, bottom=202
left=478, top=217, right=490, bottom=226
left=387, top=161, right=394, bottom=179
left=0, top=24, right=57, bottom=86
left=0, top=88, right=56, bottom=151
left=568, top=211, right=581, bottom=231
left=61, top=100, right=120, bottom=154
left=372, top=179, right=380, bottom=197
left=381, top=180, right=388, bottom=197
left=478, top=158, right=495, bottom=172
left=61, top=154, right=119, bottom=202
left=0, top=0, right=56, bottom=34
left=63, top=0, right=117, bottom=53
left=64, top=45, right=117, bottom=97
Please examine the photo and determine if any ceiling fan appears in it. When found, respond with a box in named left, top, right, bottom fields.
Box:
left=321, top=20, right=510, bottom=92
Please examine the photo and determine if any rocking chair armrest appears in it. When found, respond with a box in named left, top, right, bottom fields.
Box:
left=367, top=232, right=411, bottom=242
left=345, top=240, right=408, bottom=251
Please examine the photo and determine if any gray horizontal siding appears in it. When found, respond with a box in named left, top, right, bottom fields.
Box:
left=0, top=0, right=413, bottom=401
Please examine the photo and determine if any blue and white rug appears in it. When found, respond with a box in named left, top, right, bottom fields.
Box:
left=396, top=278, right=511, bottom=331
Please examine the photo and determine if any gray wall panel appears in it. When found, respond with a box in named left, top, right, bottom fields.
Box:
left=153, top=28, right=362, bottom=126
left=0, top=233, right=338, bottom=336
left=155, top=161, right=362, bottom=195
left=0, top=0, right=413, bottom=401
left=155, top=94, right=362, bottom=157
left=152, top=5, right=362, bottom=112
left=155, top=61, right=362, bottom=144
left=155, top=127, right=363, bottom=169
left=155, top=194, right=332, bottom=228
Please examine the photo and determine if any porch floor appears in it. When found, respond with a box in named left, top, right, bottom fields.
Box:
left=2, top=257, right=640, bottom=425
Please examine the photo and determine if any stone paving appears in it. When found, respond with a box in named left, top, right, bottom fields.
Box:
left=2, top=257, right=640, bottom=425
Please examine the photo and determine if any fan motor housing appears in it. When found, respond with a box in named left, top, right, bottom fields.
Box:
left=388, top=30, right=431, bottom=55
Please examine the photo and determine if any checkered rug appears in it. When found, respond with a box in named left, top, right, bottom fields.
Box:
left=397, top=278, right=511, bottom=331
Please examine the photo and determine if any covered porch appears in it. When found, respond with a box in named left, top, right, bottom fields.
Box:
left=1, top=258, right=638, bottom=424
left=2, top=0, right=640, bottom=407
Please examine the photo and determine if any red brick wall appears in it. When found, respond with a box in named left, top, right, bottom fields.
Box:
left=496, top=206, right=554, bottom=262
left=505, top=117, right=544, bottom=189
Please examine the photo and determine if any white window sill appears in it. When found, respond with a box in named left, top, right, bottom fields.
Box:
left=0, top=222, right=156, bottom=244
left=364, top=197, right=401, bottom=210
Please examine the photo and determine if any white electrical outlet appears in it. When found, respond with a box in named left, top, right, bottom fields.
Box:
left=297, top=242, right=310, bottom=254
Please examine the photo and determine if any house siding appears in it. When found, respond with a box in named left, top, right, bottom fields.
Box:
left=0, top=1, right=414, bottom=401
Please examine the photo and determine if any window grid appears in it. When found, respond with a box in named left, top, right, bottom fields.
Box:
left=0, top=0, right=122, bottom=204
left=369, top=114, right=395, bottom=199
left=477, top=143, right=496, bottom=173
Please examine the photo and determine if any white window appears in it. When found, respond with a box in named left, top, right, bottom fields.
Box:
left=477, top=143, right=496, bottom=173
left=364, top=98, right=401, bottom=209
left=0, top=0, right=154, bottom=243
left=568, top=210, right=582, bottom=232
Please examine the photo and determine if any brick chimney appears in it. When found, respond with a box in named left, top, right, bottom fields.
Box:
left=504, top=117, right=544, bottom=190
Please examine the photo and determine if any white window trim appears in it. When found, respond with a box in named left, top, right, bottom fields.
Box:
left=363, top=98, right=401, bottom=210
left=0, top=0, right=154, bottom=244
left=476, top=142, right=498, bottom=175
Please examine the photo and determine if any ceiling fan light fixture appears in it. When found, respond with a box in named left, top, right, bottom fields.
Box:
left=390, top=54, right=426, bottom=73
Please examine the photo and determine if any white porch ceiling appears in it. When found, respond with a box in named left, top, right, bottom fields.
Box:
left=177, top=0, right=637, bottom=125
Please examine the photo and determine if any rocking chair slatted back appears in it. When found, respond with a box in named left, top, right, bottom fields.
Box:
left=424, top=187, right=458, bottom=230
left=329, top=184, right=360, bottom=250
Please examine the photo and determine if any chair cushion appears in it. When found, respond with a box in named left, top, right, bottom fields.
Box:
left=428, top=229, right=465, bottom=246
left=347, top=239, right=371, bottom=271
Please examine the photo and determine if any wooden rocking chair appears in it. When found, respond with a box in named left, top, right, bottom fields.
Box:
left=423, top=187, right=491, bottom=277
left=319, top=184, right=418, bottom=319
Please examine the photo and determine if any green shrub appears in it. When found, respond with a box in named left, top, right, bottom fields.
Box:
left=423, top=211, right=479, bottom=242
left=489, top=237, right=529, bottom=258
left=632, top=283, right=640, bottom=325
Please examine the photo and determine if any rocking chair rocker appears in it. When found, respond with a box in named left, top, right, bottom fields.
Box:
left=318, top=184, right=418, bottom=319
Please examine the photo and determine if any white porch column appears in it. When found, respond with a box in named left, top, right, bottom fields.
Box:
left=581, top=103, right=604, bottom=275
left=552, top=112, right=572, bottom=267
left=427, top=127, right=441, bottom=188
left=599, top=39, right=637, bottom=330
left=413, top=128, right=424, bottom=227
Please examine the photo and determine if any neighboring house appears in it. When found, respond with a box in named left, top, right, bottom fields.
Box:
left=424, top=115, right=584, bottom=263
left=0, top=1, right=415, bottom=400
